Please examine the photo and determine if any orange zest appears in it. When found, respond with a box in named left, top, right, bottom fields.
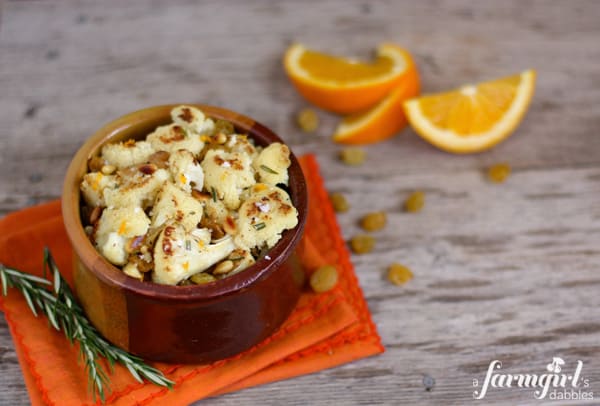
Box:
left=284, top=43, right=418, bottom=114
left=404, top=70, right=536, bottom=153
left=332, top=55, right=419, bottom=144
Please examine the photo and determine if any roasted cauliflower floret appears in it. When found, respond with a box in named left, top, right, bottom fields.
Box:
left=101, top=140, right=155, bottom=169
left=226, top=134, right=259, bottom=158
left=95, top=207, right=150, bottom=266
left=81, top=105, right=299, bottom=285
left=152, top=224, right=235, bottom=285
left=80, top=172, right=118, bottom=207
left=104, top=167, right=169, bottom=209
left=151, top=182, right=203, bottom=232
left=147, top=124, right=205, bottom=155
left=252, top=143, right=291, bottom=186
left=235, top=185, right=298, bottom=250
left=171, top=105, right=215, bottom=135
left=201, top=150, right=255, bottom=210
left=168, top=150, right=204, bottom=193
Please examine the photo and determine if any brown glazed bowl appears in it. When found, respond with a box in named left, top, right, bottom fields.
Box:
left=62, top=104, right=307, bottom=364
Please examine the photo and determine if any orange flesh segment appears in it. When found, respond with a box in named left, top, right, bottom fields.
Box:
left=419, top=74, right=521, bottom=136
left=298, top=50, right=395, bottom=82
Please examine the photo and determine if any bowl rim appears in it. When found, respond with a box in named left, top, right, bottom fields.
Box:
left=62, top=104, right=307, bottom=303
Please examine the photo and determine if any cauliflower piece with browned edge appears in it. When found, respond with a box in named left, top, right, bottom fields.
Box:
left=151, top=182, right=203, bottom=232
left=235, top=185, right=298, bottom=250
left=226, top=134, right=259, bottom=159
left=168, top=150, right=204, bottom=193
left=147, top=123, right=205, bottom=155
left=101, top=140, right=156, bottom=169
left=201, top=150, right=255, bottom=210
left=252, top=142, right=291, bottom=186
left=171, top=105, right=215, bottom=135
left=104, top=168, right=169, bottom=209
left=152, top=224, right=235, bottom=285
left=80, top=172, right=119, bottom=207
left=95, top=206, right=150, bottom=266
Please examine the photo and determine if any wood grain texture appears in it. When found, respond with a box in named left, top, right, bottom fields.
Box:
left=1, top=0, right=599, bottom=405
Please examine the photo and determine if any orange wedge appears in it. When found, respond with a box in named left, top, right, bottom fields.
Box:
left=333, top=59, right=420, bottom=144
left=404, top=70, right=536, bottom=153
left=284, top=43, right=418, bottom=114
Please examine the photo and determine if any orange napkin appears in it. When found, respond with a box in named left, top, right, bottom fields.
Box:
left=0, top=155, right=383, bottom=405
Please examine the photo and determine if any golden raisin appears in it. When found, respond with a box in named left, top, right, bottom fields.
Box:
left=310, top=265, right=338, bottom=293
left=404, top=191, right=425, bottom=213
left=387, top=263, right=413, bottom=286
left=330, top=193, right=349, bottom=213
left=360, top=211, right=386, bottom=231
left=350, top=234, right=375, bottom=254
left=487, top=163, right=511, bottom=183
left=339, top=148, right=366, bottom=166
left=214, top=119, right=235, bottom=135
left=297, top=108, right=319, bottom=133
left=190, top=272, right=217, bottom=284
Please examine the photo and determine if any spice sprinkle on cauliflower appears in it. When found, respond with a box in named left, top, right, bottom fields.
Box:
left=80, top=105, right=298, bottom=286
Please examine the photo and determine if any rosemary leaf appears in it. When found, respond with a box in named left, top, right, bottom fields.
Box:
left=0, top=249, right=175, bottom=403
left=253, top=222, right=266, bottom=231
left=260, top=164, right=279, bottom=175
left=1, top=265, right=7, bottom=296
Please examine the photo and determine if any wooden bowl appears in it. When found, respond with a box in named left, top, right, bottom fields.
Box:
left=62, top=105, right=307, bottom=364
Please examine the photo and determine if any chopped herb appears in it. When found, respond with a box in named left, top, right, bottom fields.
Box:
left=0, top=249, right=174, bottom=402
left=260, top=165, right=279, bottom=175
left=253, top=222, right=266, bottom=231
left=189, top=211, right=196, bottom=215
left=210, top=187, right=217, bottom=202
left=185, top=240, right=191, bottom=251
left=228, top=257, right=245, bottom=261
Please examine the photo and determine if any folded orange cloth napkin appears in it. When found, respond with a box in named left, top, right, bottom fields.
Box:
left=0, top=155, right=383, bottom=405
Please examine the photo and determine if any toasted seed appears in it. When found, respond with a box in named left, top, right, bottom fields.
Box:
left=487, top=163, right=511, bottom=183
left=404, top=191, right=425, bottom=213
left=101, top=164, right=116, bottom=175
left=215, top=132, right=228, bottom=144
left=360, top=211, right=386, bottom=231
left=147, top=150, right=171, bottom=168
left=190, top=272, right=217, bottom=284
left=192, top=189, right=211, bottom=201
left=339, top=148, right=365, bottom=166
left=329, top=193, right=349, bottom=213
left=350, top=234, right=375, bottom=254
left=138, top=163, right=157, bottom=175
left=213, top=260, right=234, bottom=275
left=387, top=263, right=413, bottom=286
left=310, top=265, right=338, bottom=293
left=89, top=206, right=103, bottom=224
left=297, top=108, right=319, bottom=133
left=88, top=156, right=104, bottom=172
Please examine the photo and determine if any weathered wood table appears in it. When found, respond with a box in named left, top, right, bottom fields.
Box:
left=1, top=1, right=599, bottom=404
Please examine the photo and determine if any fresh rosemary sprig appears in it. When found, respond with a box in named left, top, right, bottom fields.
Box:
left=0, top=248, right=175, bottom=402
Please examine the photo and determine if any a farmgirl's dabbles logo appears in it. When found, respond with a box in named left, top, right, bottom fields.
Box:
left=473, top=357, right=593, bottom=400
